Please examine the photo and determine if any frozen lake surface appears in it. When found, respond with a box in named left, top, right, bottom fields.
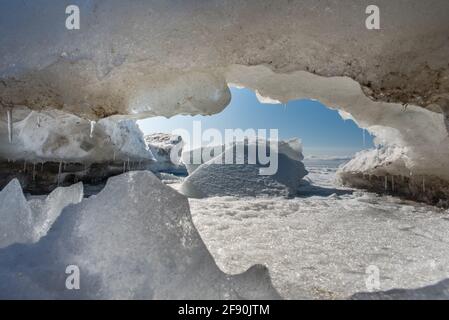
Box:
left=172, top=159, right=449, bottom=299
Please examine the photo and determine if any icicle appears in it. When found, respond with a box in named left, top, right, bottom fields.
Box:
left=23, top=160, right=27, bottom=173
left=123, top=161, right=126, bottom=173
left=32, top=163, right=36, bottom=181
left=422, top=176, right=426, bottom=193
left=113, top=151, right=116, bottom=162
left=6, top=109, right=13, bottom=143
left=90, top=121, right=96, bottom=138
left=384, top=176, right=388, bottom=191
left=127, top=158, right=130, bottom=171
left=391, top=175, right=394, bottom=192
left=57, top=161, right=63, bottom=186
left=37, top=116, right=41, bottom=127
left=41, top=162, right=44, bottom=172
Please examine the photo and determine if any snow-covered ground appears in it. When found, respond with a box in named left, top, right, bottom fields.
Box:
left=169, top=159, right=449, bottom=299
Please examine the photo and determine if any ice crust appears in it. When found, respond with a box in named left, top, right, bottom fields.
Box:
left=0, top=171, right=280, bottom=299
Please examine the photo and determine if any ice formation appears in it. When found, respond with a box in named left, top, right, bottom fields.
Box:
left=0, top=179, right=83, bottom=248
left=180, top=139, right=307, bottom=198
left=337, top=144, right=449, bottom=206
left=145, top=133, right=186, bottom=174
left=0, top=108, right=156, bottom=193
left=0, top=1, right=448, bottom=203
left=0, top=109, right=153, bottom=163
left=1, top=1, right=448, bottom=118
left=0, top=171, right=280, bottom=299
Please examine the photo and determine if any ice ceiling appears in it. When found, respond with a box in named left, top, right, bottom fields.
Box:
left=1, top=0, right=449, bottom=180
left=1, top=0, right=448, bottom=119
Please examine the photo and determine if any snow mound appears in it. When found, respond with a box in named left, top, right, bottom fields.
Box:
left=0, top=171, right=280, bottom=299
left=338, top=145, right=411, bottom=177
left=145, top=133, right=186, bottom=174
left=0, top=179, right=83, bottom=248
left=181, top=139, right=308, bottom=198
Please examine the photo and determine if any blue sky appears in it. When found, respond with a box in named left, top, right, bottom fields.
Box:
left=138, top=87, right=374, bottom=158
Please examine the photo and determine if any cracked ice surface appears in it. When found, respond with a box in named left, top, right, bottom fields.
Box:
left=186, top=160, right=449, bottom=299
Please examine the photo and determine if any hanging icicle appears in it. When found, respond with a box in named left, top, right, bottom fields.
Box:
left=123, top=161, right=126, bottom=173
left=57, top=161, right=63, bottom=186
left=127, top=158, right=130, bottom=171
left=384, top=176, right=388, bottom=191
left=23, top=160, right=27, bottom=173
left=391, top=175, right=394, bottom=192
left=90, top=121, right=96, bottom=138
left=6, top=109, right=13, bottom=143
left=422, top=176, right=426, bottom=193
left=113, top=151, right=116, bottom=162
left=32, top=163, right=36, bottom=181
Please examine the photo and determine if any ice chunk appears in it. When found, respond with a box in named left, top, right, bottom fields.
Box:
left=0, top=179, right=34, bottom=248
left=27, top=182, right=83, bottom=241
left=181, top=139, right=308, bottom=198
left=0, top=171, right=280, bottom=299
left=145, top=133, right=186, bottom=174
left=0, top=179, right=83, bottom=248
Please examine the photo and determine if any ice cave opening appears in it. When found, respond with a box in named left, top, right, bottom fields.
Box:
left=138, top=86, right=375, bottom=197
left=2, top=0, right=449, bottom=300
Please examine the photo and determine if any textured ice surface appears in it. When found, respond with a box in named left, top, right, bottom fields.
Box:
left=181, top=139, right=308, bottom=198
left=0, top=171, right=280, bottom=299
left=0, top=179, right=34, bottom=248
left=27, top=182, right=83, bottom=240
left=0, top=179, right=83, bottom=248
left=1, top=1, right=448, bottom=118
left=0, top=109, right=154, bottom=163
left=182, top=160, right=449, bottom=299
